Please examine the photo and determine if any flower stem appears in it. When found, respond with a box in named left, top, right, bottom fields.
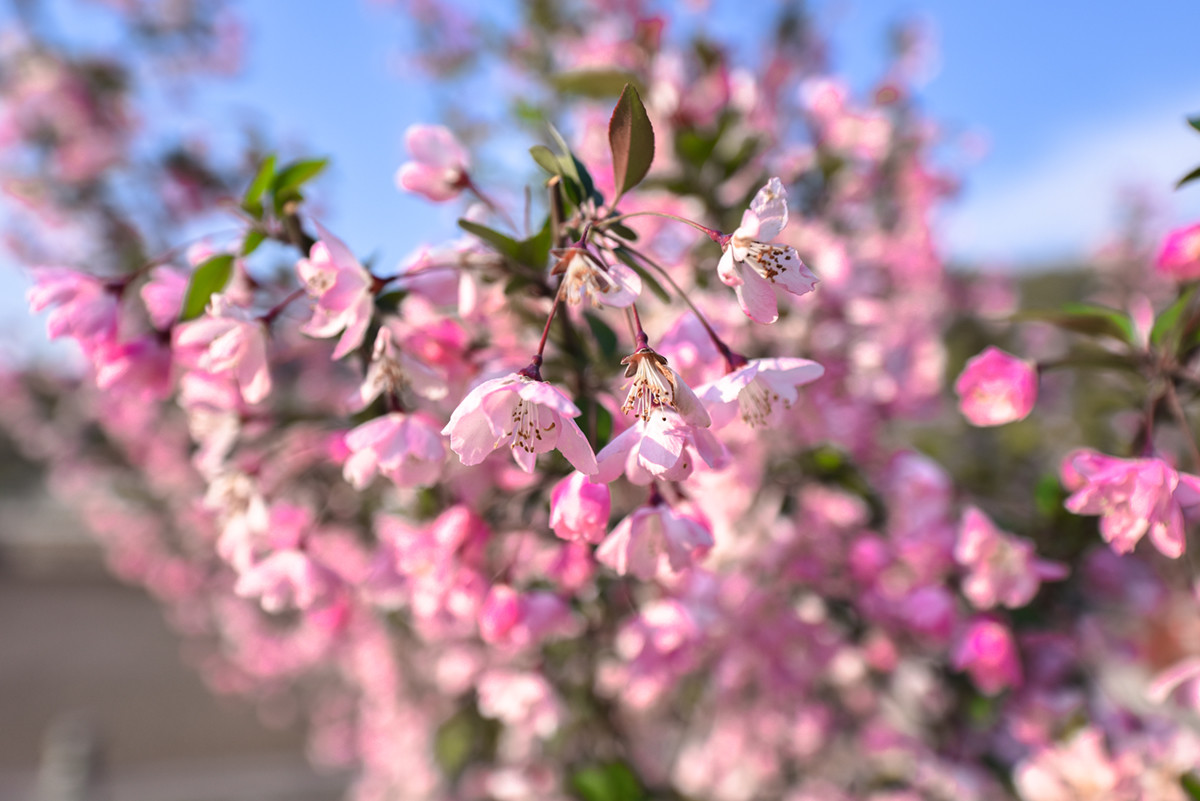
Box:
left=604, top=210, right=725, bottom=244
left=261, top=288, right=307, bottom=326
left=615, top=239, right=744, bottom=369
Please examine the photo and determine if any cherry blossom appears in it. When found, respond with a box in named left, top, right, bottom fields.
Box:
left=342, top=412, right=446, bottom=489
left=955, top=506, right=1067, bottom=609
left=954, top=346, right=1038, bottom=426
left=173, top=293, right=271, bottom=405
left=296, top=225, right=375, bottom=360
left=1062, top=449, right=1200, bottom=558
left=698, top=356, right=824, bottom=428
left=441, top=373, right=598, bottom=474
left=596, top=500, right=714, bottom=579
left=553, top=247, right=642, bottom=308
left=549, top=470, right=611, bottom=542
left=395, top=123, right=470, bottom=202
left=717, top=177, right=819, bottom=324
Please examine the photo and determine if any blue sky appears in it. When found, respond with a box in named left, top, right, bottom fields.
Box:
left=195, top=0, right=1200, bottom=268
left=5, top=0, right=1200, bottom=351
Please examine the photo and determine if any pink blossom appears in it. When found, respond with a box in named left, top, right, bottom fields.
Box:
left=355, top=326, right=447, bottom=410
left=1156, top=222, right=1200, bottom=281
left=1062, top=449, right=1200, bottom=558
left=952, top=617, right=1022, bottom=695
left=139, top=265, right=189, bottom=329
left=90, top=336, right=173, bottom=401
left=475, top=670, right=562, bottom=739
left=620, top=347, right=711, bottom=426
left=1014, top=728, right=1135, bottom=801
left=395, top=124, right=470, bottom=202
left=898, top=585, right=956, bottom=642
left=954, top=346, right=1037, bottom=426
left=234, top=549, right=338, bottom=613
left=479, top=584, right=521, bottom=644
left=27, top=267, right=119, bottom=350
left=549, top=471, right=610, bottom=543
left=717, top=177, right=818, bottom=324
left=698, top=356, right=824, bottom=428
left=555, top=248, right=642, bottom=308
left=594, top=409, right=728, bottom=485
left=296, top=225, right=374, bottom=359
left=955, top=506, right=1067, bottom=609
left=173, top=293, right=271, bottom=404
left=342, top=412, right=446, bottom=489
left=441, top=373, right=598, bottom=474
left=596, top=501, right=714, bottom=579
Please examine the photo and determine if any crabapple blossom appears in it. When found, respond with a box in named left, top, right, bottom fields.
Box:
left=173, top=293, right=271, bottom=405
left=1062, top=449, right=1200, bottom=558
left=698, top=356, right=824, bottom=428
left=1156, top=222, right=1200, bottom=281
left=953, top=617, right=1023, bottom=695
left=395, top=123, right=470, bottom=202
left=341, top=412, right=446, bottom=489
left=620, top=346, right=710, bottom=425
left=596, top=500, right=714, bottom=579
left=441, top=372, right=598, bottom=474
left=355, top=326, right=447, bottom=409
left=554, top=248, right=642, bottom=308
left=27, top=267, right=119, bottom=350
left=594, top=408, right=727, bottom=485
left=717, top=177, right=819, bottom=324
left=955, top=506, right=1067, bottom=609
left=954, top=346, right=1038, bottom=426
left=548, top=471, right=610, bottom=542
left=139, top=265, right=189, bottom=329
left=296, top=225, right=375, bottom=360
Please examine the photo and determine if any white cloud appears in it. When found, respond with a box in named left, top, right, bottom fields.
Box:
left=942, top=96, right=1200, bottom=267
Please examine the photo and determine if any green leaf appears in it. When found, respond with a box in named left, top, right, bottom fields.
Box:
left=530, top=144, right=561, bottom=176
left=1034, top=473, right=1065, bottom=519
left=1179, top=164, right=1200, bottom=190
left=1189, top=115, right=1200, bottom=134
left=241, top=154, right=276, bottom=218
left=551, top=69, right=638, bottom=99
left=459, top=218, right=551, bottom=272
left=271, top=157, right=328, bottom=213
left=612, top=247, right=670, bottom=303
left=1151, top=286, right=1197, bottom=348
left=548, top=124, right=601, bottom=205
left=584, top=311, right=619, bottom=362
left=1013, top=304, right=1135, bottom=344
left=570, top=762, right=643, bottom=801
left=180, top=254, right=234, bottom=321
left=608, top=83, right=655, bottom=200
left=1182, top=772, right=1200, bottom=801
left=240, top=229, right=266, bottom=256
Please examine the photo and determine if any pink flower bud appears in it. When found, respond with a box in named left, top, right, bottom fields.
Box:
left=954, top=346, right=1037, bottom=426
left=395, top=124, right=470, bottom=202
left=953, top=617, right=1022, bottom=695
left=479, top=584, right=521, bottom=644
left=1156, top=222, right=1200, bottom=281
left=549, top=471, right=610, bottom=543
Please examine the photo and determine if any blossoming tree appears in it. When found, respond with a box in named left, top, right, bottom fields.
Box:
left=7, top=1, right=1200, bottom=800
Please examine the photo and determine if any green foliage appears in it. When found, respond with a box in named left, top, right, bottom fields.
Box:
left=608, top=83, right=655, bottom=201
left=241, top=154, right=276, bottom=218
left=552, top=69, right=639, bottom=99
left=1181, top=772, right=1200, bottom=801
left=459, top=218, right=552, bottom=273
left=271, top=157, right=329, bottom=214
left=1151, top=285, right=1197, bottom=349
left=1013, top=303, right=1135, bottom=345
left=179, top=254, right=234, bottom=321
left=570, top=761, right=643, bottom=801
